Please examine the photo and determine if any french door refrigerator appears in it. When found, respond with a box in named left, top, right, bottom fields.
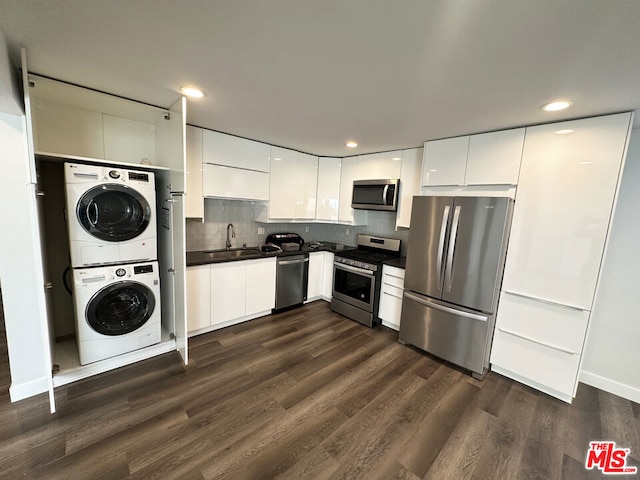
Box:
left=399, top=196, right=513, bottom=378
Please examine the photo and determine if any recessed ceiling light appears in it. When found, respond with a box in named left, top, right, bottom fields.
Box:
left=346, top=141, right=358, bottom=148
left=392, top=157, right=401, bottom=161
left=555, top=129, right=574, bottom=135
left=541, top=100, right=573, bottom=112
left=180, top=86, right=206, bottom=98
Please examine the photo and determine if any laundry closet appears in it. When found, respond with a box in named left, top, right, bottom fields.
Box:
left=21, top=60, right=189, bottom=411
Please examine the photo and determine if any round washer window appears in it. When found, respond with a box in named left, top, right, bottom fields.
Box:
left=77, top=184, right=151, bottom=242
left=86, top=281, right=156, bottom=336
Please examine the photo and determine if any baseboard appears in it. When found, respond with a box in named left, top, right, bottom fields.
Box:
left=9, top=376, right=50, bottom=402
left=579, top=370, right=640, bottom=403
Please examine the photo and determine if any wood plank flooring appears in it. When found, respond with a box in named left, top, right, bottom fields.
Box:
left=1, top=299, right=639, bottom=479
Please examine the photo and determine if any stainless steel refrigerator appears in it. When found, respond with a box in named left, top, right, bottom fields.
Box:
left=399, top=196, right=513, bottom=378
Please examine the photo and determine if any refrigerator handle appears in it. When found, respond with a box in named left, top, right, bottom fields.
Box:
left=403, top=291, right=488, bottom=322
left=436, top=205, right=451, bottom=289
left=445, top=205, right=461, bottom=292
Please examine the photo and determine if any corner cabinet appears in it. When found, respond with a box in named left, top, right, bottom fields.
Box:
left=490, top=112, right=633, bottom=402
left=337, top=156, right=368, bottom=225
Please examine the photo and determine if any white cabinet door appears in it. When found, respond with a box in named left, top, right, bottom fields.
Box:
left=186, top=265, right=210, bottom=332
left=31, top=98, right=104, bottom=159
left=396, top=147, right=423, bottom=229
left=307, top=252, right=324, bottom=301
left=316, top=157, right=341, bottom=222
left=103, top=114, right=156, bottom=165
left=202, top=129, right=270, bottom=172
left=294, top=152, right=318, bottom=219
left=210, top=262, right=246, bottom=326
left=378, top=265, right=405, bottom=330
left=269, top=146, right=297, bottom=218
left=421, top=136, right=469, bottom=186
left=203, top=164, right=269, bottom=201
left=338, top=157, right=368, bottom=225
left=502, top=113, right=632, bottom=309
left=246, top=258, right=276, bottom=315
left=465, top=128, right=524, bottom=185
left=356, top=151, right=402, bottom=180
left=322, top=252, right=334, bottom=300
left=185, top=125, right=204, bottom=218
left=155, top=97, right=187, bottom=193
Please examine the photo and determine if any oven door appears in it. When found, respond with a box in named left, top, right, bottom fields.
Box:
left=332, top=262, right=376, bottom=312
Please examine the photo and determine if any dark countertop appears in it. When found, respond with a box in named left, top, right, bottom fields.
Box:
left=186, top=241, right=354, bottom=267
left=383, top=257, right=406, bottom=269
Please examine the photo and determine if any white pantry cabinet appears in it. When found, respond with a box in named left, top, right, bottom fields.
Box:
left=465, top=128, right=524, bottom=185
left=421, top=136, right=469, bottom=186
left=186, top=265, right=210, bottom=332
left=378, top=265, right=405, bottom=330
left=395, top=147, right=423, bottom=229
left=202, top=129, right=270, bottom=172
left=185, top=125, right=204, bottom=218
left=356, top=151, right=402, bottom=180
left=316, top=157, right=341, bottom=222
left=491, top=112, right=633, bottom=402
left=337, top=157, right=368, bottom=225
left=267, top=146, right=318, bottom=220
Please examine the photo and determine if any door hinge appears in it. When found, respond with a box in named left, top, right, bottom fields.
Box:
left=44, top=282, right=53, bottom=290
left=36, top=191, right=45, bottom=197
left=168, top=268, right=175, bottom=274
left=164, top=112, right=171, bottom=121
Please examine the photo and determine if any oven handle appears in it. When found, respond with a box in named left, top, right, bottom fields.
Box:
left=334, top=262, right=374, bottom=276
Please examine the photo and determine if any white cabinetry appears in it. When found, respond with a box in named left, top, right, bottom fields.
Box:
left=465, top=128, right=524, bottom=185
left=102, top=114, right=156, bottom=165
left=421, top=128, right=524, bottom=187
left=378, top=265, right=405, bottom=330
left=338, top=157, right=367, bottom=225
left=322, top=252, right=334, bottom=300
left=202, top=130, right=270, bottom=172
left=356, top=151, right=402, bottom=180
left=307, top=252, right=325, bottom=301
left=188, top=257, right=276, bottom=335
left=421, top=136, right=469, bottom=186
left=264, top=146, right=318, bottom=220
left=316, top=157, right=341, bottom=222
left=185, top=126, right=204, bottom=218
left=186, top=265, right=210, bottom=332
left=396, top=148, right=423, bottom=229
left=203, top=164, right=269, bottom=201
left=491, top=113, right=633, bottom=402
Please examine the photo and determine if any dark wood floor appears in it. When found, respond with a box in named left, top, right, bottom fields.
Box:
left=0, top=300, right=639, bottom=479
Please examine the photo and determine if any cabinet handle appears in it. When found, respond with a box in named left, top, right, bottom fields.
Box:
left=496, top=327, right=578, bottom=355
left=384, top=273, right=405, bottom=280
left=383, top=290, right=402, bottom=300
left=502, top=290, right=587, bottom=312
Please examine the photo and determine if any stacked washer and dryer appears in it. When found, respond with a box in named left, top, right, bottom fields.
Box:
left=64, top=162, right=161, bottom=365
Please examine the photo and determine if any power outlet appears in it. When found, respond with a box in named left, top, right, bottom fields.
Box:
left=257, top=227, right=265, bottom=235
left=305, top=226, right=309, bottom=233
left=346, top=228, right=350, bottom=236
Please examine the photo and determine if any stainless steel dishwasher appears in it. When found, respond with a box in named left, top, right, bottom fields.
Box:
left=275, top=254, right=309, bottom=310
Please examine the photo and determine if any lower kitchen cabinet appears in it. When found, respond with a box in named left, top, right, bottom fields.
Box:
left=322, top=252, right=334, bottom=300
left=307, top=252, right=325, bottom=301
left=378, top=264, right=405, bottom=330
left=187, top=257, right=276, bottom=335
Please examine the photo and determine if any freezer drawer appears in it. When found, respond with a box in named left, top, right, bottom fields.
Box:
left=399, top=291, right=491, bottom=375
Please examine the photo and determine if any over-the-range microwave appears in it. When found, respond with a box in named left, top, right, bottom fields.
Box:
left=351, top=179, right=399, bottom=211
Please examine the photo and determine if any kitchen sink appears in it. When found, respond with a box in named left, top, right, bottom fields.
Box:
left=202, top=248, right=263, bottom=260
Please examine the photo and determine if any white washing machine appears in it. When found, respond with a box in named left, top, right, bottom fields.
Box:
left=72, top=261, right=162, bottom=365
left=65, top=162, right=157, bottom=268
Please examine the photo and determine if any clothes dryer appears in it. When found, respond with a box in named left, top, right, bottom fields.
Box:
left=65, top=162, right=157, bottom=267
left=72, top=261, right=161, bottom=365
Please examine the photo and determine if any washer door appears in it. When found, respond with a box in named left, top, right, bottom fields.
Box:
left=77, top=184, right=151, bottom=242
left=86, top=281, right=156, bottom=336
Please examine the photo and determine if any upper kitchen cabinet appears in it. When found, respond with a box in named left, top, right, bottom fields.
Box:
left=395, top=147, right=423, bottom=229
left=337, top=156, right=368, bottom=225
left=465, top=128, right=524, bottom=185
left=202, top=130, right=270, bottom=172
left=355, top=151, right=402, bottom=180
left=421, top=136, right=469, bottom=186
left=185, top=125, right=204, bottom=218
left=259, top=146, right=318, bottom=220
left=201, top=128, right=269, bottom=201
left=316, top=157, right=341, bottom=222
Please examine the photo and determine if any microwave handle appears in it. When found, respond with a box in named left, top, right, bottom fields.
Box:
left=382, top=184, right=389, bottom=204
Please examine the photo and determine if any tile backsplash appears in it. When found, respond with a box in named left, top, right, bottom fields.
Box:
left=186, top=199, right=410, bottom=255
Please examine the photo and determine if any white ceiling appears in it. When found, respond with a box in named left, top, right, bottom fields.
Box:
left=1, top=0, right=640, bottom=157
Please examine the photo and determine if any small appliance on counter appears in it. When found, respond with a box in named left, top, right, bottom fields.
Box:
left=264, top=232, right=305, bottom=252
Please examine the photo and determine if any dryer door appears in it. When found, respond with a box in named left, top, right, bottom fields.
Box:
left=76, top=184, right=151, bottom=242
left=86, top=281, right=156, bottom=336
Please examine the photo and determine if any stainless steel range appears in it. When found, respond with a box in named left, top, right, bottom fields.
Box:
left=331, top=234, right=401, bottom=327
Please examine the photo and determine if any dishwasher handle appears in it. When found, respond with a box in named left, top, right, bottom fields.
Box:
left=278, top=257, right=309, bottom=266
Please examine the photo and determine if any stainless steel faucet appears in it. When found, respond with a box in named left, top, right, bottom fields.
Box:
left=226, top=223, right=236, bottom=250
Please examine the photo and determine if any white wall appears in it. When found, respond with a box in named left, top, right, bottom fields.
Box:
left=581, top=127, right=640, bottom=403
left=0, top=112, right=51, bottom=401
